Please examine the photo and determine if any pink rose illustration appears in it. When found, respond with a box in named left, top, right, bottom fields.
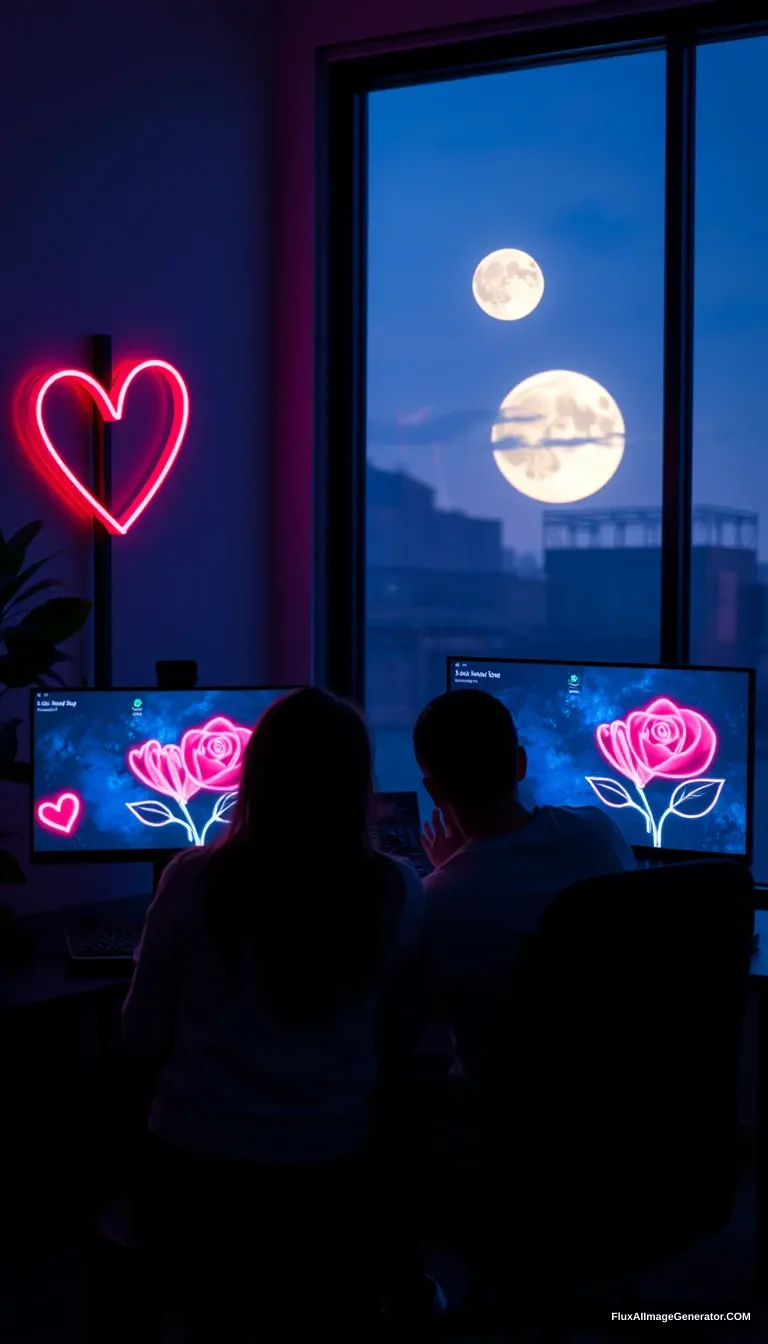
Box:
left=181, top=715, right=252, bottom=792
left=128, top=740, right=201, bottom=804
left=587, top=696, right=724, bottom=849
left=596, top=697, right=716, bottom=790
left=125, top=717, right=248, bottom=846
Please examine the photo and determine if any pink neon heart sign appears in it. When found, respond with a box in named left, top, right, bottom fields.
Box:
left=37, top=792, right=81, bottom=835
left=27, top=359, right=189, bottom=536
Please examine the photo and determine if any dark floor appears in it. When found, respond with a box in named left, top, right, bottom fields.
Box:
left=0, top=1158, right=761, bottom=1342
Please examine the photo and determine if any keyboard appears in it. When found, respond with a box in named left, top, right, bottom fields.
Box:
left=66, top=920, right=143, bottom=974
left=370, top=824, right=431, bottom=877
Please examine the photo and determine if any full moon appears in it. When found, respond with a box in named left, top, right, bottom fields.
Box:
left=472, top=248, right=544, bottom=321
left=491, top=370, right=625, bottom=504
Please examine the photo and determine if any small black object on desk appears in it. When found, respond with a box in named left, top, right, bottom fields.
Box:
left=156, top=659, right=198, bottom=689
left=0, top=899, right=37, bottom=966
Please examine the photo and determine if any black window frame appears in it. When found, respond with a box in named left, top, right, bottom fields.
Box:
left=315, top=1, right=768, bottom=703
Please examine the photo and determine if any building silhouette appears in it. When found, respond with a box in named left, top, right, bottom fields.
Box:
left=366, top=465, right=544, bottom=727
left=544, top=505, right=759, bottom=667
left=366, top=466, right=763, bottom=734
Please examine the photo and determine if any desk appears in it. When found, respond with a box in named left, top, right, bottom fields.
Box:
left=0, top=893, right=149, bottom=1012
left=1, top=897, right=766, bottom=1266
left=0, top=894, right=150, bottom=1255
left=752, top=910, right=768, bottom=1293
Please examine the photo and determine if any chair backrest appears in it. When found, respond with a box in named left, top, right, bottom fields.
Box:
left=482, top=860, right=754, bottom=1270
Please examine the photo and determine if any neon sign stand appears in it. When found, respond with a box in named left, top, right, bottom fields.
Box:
left=20, top=337, right=190, bottom=688
left=93, top=334, right=113, bottom=689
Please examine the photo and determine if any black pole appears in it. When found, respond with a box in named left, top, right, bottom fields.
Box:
left=315, top=66, right=368, bottom=703
left=91, top=334, right=113, bottom=689
left=660, top=39, right=696, bottom=667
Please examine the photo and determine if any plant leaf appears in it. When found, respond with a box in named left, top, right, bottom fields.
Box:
left=6, top=577, right=63, bottom=613
left=0, top=557, right=56, bottom=614
left=211, top=791, right=238, bottom=822
left=0, top=762, right=31, bottom=785
left=0, top=718, right=22, bottom=767
left=126, top=800, right=181, bottom=827
left=585, top=776, right=635, bottom=808
left=36, top=668, right=67, bottom=688
left=0, top=848, right=25, bottom=886
left=668, top=778, right=725, bottom=819
left=0, top=521, right=44, bottom=583
left=6, top=520, right=44, bottom=555
left=63, top=663, right=88, bottom=688
left=17, top=596, right=92, bottom=645
left=0, top=652, right=55, bottom=688
left=0, top=632, right=60, bottom=687
left=1, top=628, right=53, bottom=652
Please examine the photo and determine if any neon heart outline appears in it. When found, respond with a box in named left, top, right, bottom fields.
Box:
left=37, top=791, right=82, bottom=835
left=32, top=359, right=190, bottom=536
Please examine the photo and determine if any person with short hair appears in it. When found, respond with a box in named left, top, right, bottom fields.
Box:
left=414, top=689, right=635, bottom=1080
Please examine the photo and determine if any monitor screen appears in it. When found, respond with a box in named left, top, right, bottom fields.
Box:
left=446, top=658, right=754, bottom=862
left=30, top=686, right=300, bottom=861
left=371, top=791, right=431, bottom=879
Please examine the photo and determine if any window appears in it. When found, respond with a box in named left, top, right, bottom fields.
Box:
left=365, top=55, right=666, bottom=798
left=693, top=35, right=768, bottom=875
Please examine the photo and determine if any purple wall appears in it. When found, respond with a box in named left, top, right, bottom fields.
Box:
left=1, top=0, right=703, bottom=912
left=271, top=0, right=703, bottom=683
left=1, top=0, right=273, bottom=910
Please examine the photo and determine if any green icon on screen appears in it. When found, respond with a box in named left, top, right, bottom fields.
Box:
left=133, top=699, right=143, bottom=709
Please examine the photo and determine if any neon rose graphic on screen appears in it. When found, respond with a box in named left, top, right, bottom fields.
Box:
left=181, top=716, right=252, bottom=792
left=126, top=716, right=251, bottom=845
left=586, top=697, right=724, bottom=848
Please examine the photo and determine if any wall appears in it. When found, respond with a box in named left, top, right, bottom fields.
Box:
left=271, top=0, right=709, bottom=684
left=1, top=0, right=273, bottom=910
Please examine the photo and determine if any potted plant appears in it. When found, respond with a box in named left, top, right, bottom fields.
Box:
left=0, top=521, right=92, bottom=939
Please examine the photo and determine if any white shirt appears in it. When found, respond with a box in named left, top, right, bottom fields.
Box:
left=424, top=805, right=635, bottom=1078
left=122, top=849, right=425, bottom=1162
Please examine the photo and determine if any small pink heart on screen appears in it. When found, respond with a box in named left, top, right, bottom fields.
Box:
left=37, top=792, right=81, bottom=835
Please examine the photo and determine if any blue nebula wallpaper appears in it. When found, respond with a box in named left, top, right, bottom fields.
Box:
left=448, top=661, right=752, bottom=857
left=31, top=688, right=296, bottom=855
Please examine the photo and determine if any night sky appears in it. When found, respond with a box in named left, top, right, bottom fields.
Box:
left=367, top=37, right=768, bottom=560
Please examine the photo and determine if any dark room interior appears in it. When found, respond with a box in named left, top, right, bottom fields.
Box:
left=1, top=0, right=767, bottom=1339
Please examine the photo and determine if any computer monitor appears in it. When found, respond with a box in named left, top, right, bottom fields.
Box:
left=371, top=791, right=432, bottom=879
left=446, top=657, right=754, bottom=863
left=30, top=686, right=301, bottom=862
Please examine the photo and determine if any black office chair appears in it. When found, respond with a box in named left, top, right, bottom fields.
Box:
left=88, top=1148, right=381, bottom=1344
left=428, top=860, right=754, bottom=1337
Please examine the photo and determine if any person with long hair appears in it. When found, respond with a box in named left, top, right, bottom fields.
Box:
left=117, top=688, right=425, bottom=1341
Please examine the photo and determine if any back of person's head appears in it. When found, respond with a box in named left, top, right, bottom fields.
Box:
left=205, top=688, right=394, bottom=1023
left=413, top=689, right=525, bottom=812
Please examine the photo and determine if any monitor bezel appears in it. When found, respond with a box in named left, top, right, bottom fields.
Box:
left=29, top=684, right=303, bottom=865
left=445, top=655, right=756, bottom=868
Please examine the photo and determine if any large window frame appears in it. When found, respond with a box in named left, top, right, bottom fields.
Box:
left=315, top=0, right=768, bottom=704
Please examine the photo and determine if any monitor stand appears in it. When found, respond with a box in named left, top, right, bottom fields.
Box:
left=638, top=852, right=668, bottom=868
left=152, top=854, right=175, bottom=895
